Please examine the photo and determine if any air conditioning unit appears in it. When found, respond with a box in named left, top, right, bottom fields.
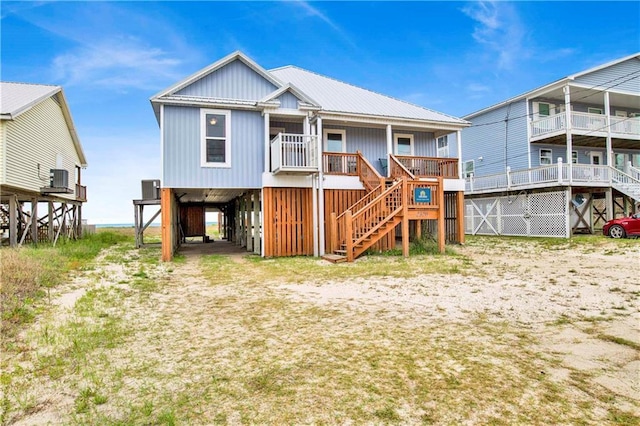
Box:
left=141, top=179, right=161, bottom=200
left=50, top=169, right=69, bottom=188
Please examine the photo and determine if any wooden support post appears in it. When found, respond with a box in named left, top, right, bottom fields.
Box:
left=401, top=177, right=409, bottom=258
left=605, top=188, right=613, bottom=221
left=161, top=188, right=173, bottom=261
left=31, top=199, right=38, bottom=244
left=253, top=190, right=260, bottom=255
left=9, top=195, right=17, bottom=247
left=77, top=204, right=83, bottom=238
left=456, top=190, right=465, bottom=244
left=48, top=201, right=55, bottom=242
left=247, top=192, right=254, bottom=252
left=437, top=178, right=445, bottom=253
left=415, top=219, right=422, bottom=240
left=345, top=210, right=353, bottom=262
left=329, top=212, right=337, bottom=254
left=134, top=203, right=141, bottom=248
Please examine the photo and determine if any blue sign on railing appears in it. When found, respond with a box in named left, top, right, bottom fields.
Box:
left=414, top=187, right=432, bottom=203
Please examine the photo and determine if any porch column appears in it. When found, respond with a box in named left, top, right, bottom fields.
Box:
left=312, top=174, right=319, bottom=256
left=605, top=188, right=614, bottom=221
left=303, top=115, right=310, bottom=135
left=456, top=130, right=463, bottom=179
left=264, top=112, right=270, bottom=173
left=563, top=85, right=573, bottom=183
left=604, top=91, right=612, bottom=167
left=253, top=190, right=261, bottom=255
left=246, top=192, right=253, bottom=252
left=9, top=195, right=17, bottom=247
left=31, top=198, right=38, bottom=244
left=317, top=116, right=325, bottom=255
left=386, top=124, right=393, bottom=177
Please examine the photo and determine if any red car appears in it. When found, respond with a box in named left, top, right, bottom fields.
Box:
left=603, top=213, right=640, bottom=238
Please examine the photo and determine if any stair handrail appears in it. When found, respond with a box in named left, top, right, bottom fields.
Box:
left=610, top=166, right=640, bottom=186
left=389, top=154, right=416, bottom=180
left=629, top=165, right=640, bottom=181
left=356, top=150, right=384, bottom=191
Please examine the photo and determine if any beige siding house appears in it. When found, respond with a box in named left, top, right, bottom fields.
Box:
left=0, top=82, right=88, bottom=246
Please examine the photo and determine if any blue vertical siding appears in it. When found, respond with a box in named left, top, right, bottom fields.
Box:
left=574, top=57, right=640, bottom=92
left=277, top=92, right=300, bottom=109
left=176, top=59, right=277, bottom=100
left=408, top=131, right=436, bottom=157
left=325, top=125, right=387, bottom=175
left=163, top=106, right=263, bottom=188
left=462, top=99, right=529, bottom=176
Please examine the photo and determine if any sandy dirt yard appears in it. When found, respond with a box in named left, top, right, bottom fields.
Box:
left=2, top=236, right=639, bottom=425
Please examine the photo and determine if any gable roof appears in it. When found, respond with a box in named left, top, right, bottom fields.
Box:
left=151, top=51, right=283, bottom=101
left=258, top=83, right=320, bottom=108
left=0, top=82, right=87, bottom=166
left=269, top=66, right=468, bottom=125
left=464, top=52, right=640, bottom=120
left=151, top=51, right=468, bottom=127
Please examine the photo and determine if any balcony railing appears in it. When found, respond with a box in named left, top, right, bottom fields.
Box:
left=465, top=159, right=640, bottom=193
left=76, top=184, right=87, bottom=202
left=323, top=152, right=358, bottom=175
left=531, top=112, right=640, bottom=138
left=396, top=155, right=459, bottom=178
left=270, top=133, right=318, bottom=173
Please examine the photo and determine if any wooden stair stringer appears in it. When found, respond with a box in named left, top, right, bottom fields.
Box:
left=352, top=215, right=402, bottom=259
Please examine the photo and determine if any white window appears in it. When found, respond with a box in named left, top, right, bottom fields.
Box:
left=588, top=107, right=603, bottom=115
left=394, top=133, right=414, bottom=156
left=572, top=151, right=578, bottom=164
left=323, top=129, right=346, bottom=152
left=540, top=148, right=553, bottom=165
left=437, top=136, right=449, bottom=157
left=201, top=109, right=231, bottom=168
left=632, top=154, right=640, bottom=168
left=463, top=160, right=474, bottom=178
left=615, top=110, right=627, bottom=117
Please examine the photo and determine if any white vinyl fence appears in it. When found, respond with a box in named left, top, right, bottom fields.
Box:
left=465, top=190, right=569, bottom=237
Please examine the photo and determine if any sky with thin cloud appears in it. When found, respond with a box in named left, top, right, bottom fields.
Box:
left=2, top=1, right=638, bottom=223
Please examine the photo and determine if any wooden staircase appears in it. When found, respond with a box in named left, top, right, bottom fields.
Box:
left=323, top=153, right=443, bottom=263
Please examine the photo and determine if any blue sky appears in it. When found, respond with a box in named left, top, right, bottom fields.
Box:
left=2, top=1, right=639, bottom=223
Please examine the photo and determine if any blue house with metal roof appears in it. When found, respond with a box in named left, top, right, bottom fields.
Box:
left=150, top=51, right=469, bottom=261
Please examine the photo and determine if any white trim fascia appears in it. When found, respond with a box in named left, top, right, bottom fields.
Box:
left=150, top=51, right=283, bottom=101
left=318, top=112, right=469, bottom=130
left=569, top=52, right=640, bottom=80
left=55, top=89, right=88, bottom=167
left=269, top=108, right=308, bottom=117
left=258, top=83, right=321, bottom=107
left=566, top=82, right=640, bottom=97
left=200, top=108, right=232, bottom=168
left=154, top=97, right=260, bottom=111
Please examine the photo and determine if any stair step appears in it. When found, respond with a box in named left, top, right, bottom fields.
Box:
left=322, top=254, right=347, bottom=263
left=334, top=249, right=347, bottom=255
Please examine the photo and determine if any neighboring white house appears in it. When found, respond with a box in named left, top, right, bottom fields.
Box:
left=0, top=82, right=88, bottom=246
left=460, top=53, right=640, bottom=237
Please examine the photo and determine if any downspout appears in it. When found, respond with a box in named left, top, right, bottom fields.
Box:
left=604, top=91, right=612, bottom=168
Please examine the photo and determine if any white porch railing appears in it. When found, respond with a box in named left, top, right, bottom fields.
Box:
left=466, top=159, right=634, bottom=192
left=270, top=133, right=319, bottom=172
left=530, top=112, right=640, bottom=138
left=629, top=164, right=640, bottom=181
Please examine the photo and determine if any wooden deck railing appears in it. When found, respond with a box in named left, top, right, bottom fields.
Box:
left=396, top=155, right=458, bottom=178
left=355, top=151, right=384, bottom=191
left=389, top=154, right=415, bottom=180
left=323, top=152, right=359, bottom=176
left=76, top=184, right=87, bottom=202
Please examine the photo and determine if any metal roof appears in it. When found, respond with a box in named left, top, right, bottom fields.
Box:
left=269, top=66, right=468, bottom=125
left=0, top=82, right=61, bottom=119
left=463, top=52, right=640, bottom=120
left=0, top=81, right=87, bottom=166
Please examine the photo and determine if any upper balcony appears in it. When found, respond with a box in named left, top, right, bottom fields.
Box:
left=323, top=153, right=459, bottom=179
left=531, top=112, right=640, bottom=142
left=270, top=133, right=319, bottom=174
